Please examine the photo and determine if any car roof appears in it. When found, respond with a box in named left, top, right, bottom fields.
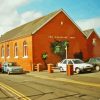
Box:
left=90, top=57, right=100, bottom=59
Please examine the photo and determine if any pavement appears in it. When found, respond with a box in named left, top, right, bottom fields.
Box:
left=27, top=69, right=100, bottom=88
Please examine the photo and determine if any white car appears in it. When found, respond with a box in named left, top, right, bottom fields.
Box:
left=57, top=59, right=93, bottom=74
left=2, top=62, right=23, bottom=74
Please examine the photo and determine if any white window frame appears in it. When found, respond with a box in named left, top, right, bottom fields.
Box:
left=1, top=46, right=4, bottom=58
left=14, top=43, right=18, bottom=58
left=23, top=41, right=28, bottom=58
left=6, top=45, right=10, bottom=58
left=92, top=38, right=96, bottom=46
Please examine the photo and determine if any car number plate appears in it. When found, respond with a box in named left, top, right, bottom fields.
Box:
left=87, top=69, right=91, bottom=71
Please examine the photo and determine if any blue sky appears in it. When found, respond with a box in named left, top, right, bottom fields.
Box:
left=0, top=0, right=100, bottom=36
left=18, top=0, right=100, bottom=20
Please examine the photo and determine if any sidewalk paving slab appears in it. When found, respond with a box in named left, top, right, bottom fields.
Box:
left=26, top=70, right=100, bottom=86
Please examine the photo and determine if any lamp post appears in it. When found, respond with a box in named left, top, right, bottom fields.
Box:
left=65, top=45, right=68, bottom=67
left=65, top=46, right=67, bottom=60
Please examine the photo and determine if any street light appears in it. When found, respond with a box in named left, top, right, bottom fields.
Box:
left=65, top=37, right=76, bottom=76
left=65, top=46, right=68, bottom=67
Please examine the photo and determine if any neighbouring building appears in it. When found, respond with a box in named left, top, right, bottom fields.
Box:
left=83, top=29, right=100, bottom=58
left=0, top=9, right=100, bottom=71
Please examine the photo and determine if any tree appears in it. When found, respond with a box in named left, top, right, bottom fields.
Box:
left=74, top=51, right=83, bottom=60
left=41, top=52, right=48, bottom=67
left=51, top=40, right=69, bottom=59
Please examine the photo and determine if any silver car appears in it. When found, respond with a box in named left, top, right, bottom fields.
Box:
left=88, top=57, right=100, bottom=71
left=57, top=59, right=93, bottom=74
left=2, top=62, right=23, bottom=74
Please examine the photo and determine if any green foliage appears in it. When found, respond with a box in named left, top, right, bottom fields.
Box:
left=74, top=51, right=83, bottom=60
left=42, top=52, right=48, bottom=60
left=51, top=40, right=69, bottom=59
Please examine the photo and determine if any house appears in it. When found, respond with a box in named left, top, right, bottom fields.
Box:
left=83, top=29, right=100, bottom=58
left=0, top=9, right=97, bottom=71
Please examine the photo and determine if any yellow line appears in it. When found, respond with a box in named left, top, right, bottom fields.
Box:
left=33, top=75, right=100, bottom=88
left=54, top=78, right=100, bottom=87
left=0, top=82, right=31, bottom=100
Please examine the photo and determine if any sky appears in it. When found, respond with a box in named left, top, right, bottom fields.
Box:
left=0, top=0, right=100, bottom=36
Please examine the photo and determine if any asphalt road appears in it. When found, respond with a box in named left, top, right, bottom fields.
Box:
left=0, top=72, right=100, bottom=100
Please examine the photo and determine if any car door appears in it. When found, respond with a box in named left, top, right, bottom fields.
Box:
left=61, top=59, right=67, bottom=71
left=67, top=60, right=75, bottom=71
left=3, top=64, right=8, bottom=72
left=68, top=60, right=73, bottom=65
left=72, top=59, right=84, bottom=71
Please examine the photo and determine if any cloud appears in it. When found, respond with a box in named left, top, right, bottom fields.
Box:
left=76, top=17, right=100, bottom=30
left=0, top=0, right=43, bottom=35
left=21, top=11, right=43, bottom=24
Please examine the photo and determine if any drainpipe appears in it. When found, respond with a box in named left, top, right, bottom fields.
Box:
left=4, top=42, right=6, bottom=62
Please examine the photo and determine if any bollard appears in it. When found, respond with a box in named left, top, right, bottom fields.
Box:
left=32, top=64, right=37, bottom=71
left=37, top=63, right=42, bottom=72
left=66, top=64, right=73, bottom=76
left=47, top=64, right=54, bottom=73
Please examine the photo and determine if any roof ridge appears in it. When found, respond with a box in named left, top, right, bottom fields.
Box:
left=83, top=28, right=100, bottom=39
left=0, top=9, right=62, bottom=43
left=83, top=28, right=94, bottom=32
left=3, top=9, right=62, bottom=36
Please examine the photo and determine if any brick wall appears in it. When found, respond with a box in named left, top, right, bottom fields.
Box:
left=32, top=11, right=88, bottom=67
left=0, top=36, right=33, bottom=71
left=86, top=32, right=100, bottom=58
left=1, top=11, right=98, bottom=71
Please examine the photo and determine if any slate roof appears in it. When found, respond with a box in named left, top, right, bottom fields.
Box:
left=0, top=9, right=61, bottom=43
left=83, top=29, right=94, bottom=38
left=0, top=9, right=98, bottom=43
left=83, top=29, right=100, bottom=39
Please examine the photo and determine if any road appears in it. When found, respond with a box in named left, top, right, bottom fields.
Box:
left=0, top=72, right=100, bottom=100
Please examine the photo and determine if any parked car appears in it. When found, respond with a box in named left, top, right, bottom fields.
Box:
left=87, top=57, right=100, bottom=71
left=0, top=62, right=2, bottom=72
left=57, top=59, right=93, bottom=74
left=2, top=62, right=24, bottom=74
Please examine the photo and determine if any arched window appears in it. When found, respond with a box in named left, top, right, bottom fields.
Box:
left=1, top=45, right=4, bottom=58
left=14, top=43, right=18, bottom=58
left=92, top=38, right=96, bottom=46
left=23, top=41, right=28, bottom=58
left=7, top=45, right=10, bottom=58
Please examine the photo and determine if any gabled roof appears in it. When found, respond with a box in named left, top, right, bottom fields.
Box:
left=83, top=29, right=99, bottom=39
left=83, top=29, right=94, bottom=38
left=0, top=9, right=62, bottom=43
left=0, top=9, right=87, bottom=43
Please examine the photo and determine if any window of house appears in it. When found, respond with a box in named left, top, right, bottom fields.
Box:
left=92, top=38, right=96, bottom=46
left=1, top=46, right=4, bottom=58
left=14, top=43, right=18, bottom=58
left=7, top=45, right=10, bottom=58
left=23, top=41, right=28, bottom=58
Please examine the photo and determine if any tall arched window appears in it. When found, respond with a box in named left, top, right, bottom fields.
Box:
left=1, top=45, right=4, bottom=58
left=14, top=43, right=18, bottom=58
left=7, top=45, right=10, bottom=58
left=23, top=41, right=28, bottom=58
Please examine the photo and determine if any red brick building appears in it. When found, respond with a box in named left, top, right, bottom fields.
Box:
left=0, top=9, right=100, bottom=71
left=83, top=29, right=100, bottom=58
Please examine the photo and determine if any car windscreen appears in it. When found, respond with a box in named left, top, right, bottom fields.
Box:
left=73, top=60, right=84, bottom=64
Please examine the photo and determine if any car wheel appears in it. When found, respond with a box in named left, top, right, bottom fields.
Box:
left=75, top=68, right=80, bottom=74
left=2, top=70, right=4, bottom=73
left=95, top=65, right=100, bottom=71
